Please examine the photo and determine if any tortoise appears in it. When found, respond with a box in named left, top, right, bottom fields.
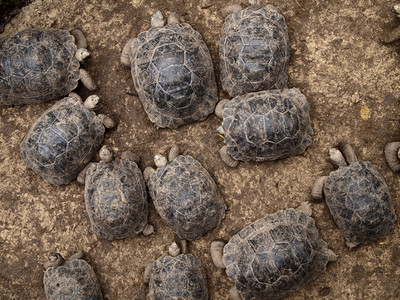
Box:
left=312, top=142, right=397, bottom=248
left=215, top=88, right=313, bottom=167
left=81, top=145, right=154, bottom=240
left=43, top=251, right=103, bottom=300
left=120, top=11, right=218, bottom=128
left=145, top=145, right=226, bottom=240
left=219, top=0, right=290, bottom=97
left=0, top=28, right=96, bottom=105
left=20, top=93, right=114, bottom=186
left=144, top=241, right=208, bottom=300
left=210, top=202, right=336, bottom=300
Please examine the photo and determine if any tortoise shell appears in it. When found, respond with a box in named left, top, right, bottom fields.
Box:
left=222, top=207, right=330, bottom=299
left=43, top=255, right=103, bottom=300
left=221, top=88, right=313, bottom=162
left=220, top=5, right=289, bottom=97
left=20, top=96, right=104, bottom=185
left=85, top=158, right=148, bottom=240
left=130, top=18, right=218, bottom=128
left=0, top=29, right=80, bottom=105
left=323, top=160, right=397, bottom=246
left=147, top=155, right=226, bottom=240
left=148, top=254, right=208, bottom=300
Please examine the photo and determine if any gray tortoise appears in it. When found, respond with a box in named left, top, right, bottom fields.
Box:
left=43, top=251, right=103, bottom=300
left=211, top=202, right=336, bottom=300
left=219, top=0, right=290, bottom=97
left=20, top=93, right=114, bottom=185
left=82, top=145, right=153, bottom=240
left=144, top=241, right=208, bottom=300
left=0, top=28, right=96, bottom=105
left=312, top=142, right=397, bottom=248
left=146, top=145, right=226, bottom=240
left=215, top=88, right=313, bottom=167
left=121, top=11, right=218, bottom=128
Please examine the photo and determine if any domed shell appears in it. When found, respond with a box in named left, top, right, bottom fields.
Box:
left=148, top=254, right=208, bottom=300
left=323, top=160, right=397, bottom=246
left=43, top=256, right=103, bottom=300
left=222, top=88, right=313, bottom=162
left=130, top=19, right=218, bottom=128
left=148, top=155, right=226, bottom=240
left=222, top=208, right=330, bottom=300
left=20, top=96, right=104, bottom=185
left=220, top=5, right=289, bottom=97
left=0, top=29, right=80, bottom=105
left=84, top=158, right=149, bottom=240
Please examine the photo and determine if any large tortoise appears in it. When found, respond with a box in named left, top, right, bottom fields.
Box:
left=211, top=202, right=336, bottom=300
left=312, top=142, right=397, bottom=248
left=82, top=145, right=153, bottom=240
left=145, top=145, right=226, bottom=240
left=219, top=0, right=290, bottom=97
left=144, top=241, right=208, bottom=300
left=121, top=11, right=218, bottom=128
left=215, top=88, right=313, bottom=167
left=43, top=251, right=103, bottom=300
left=0, top=28, right=96, bottom=105
left=20, top=93, right=114, bottom=185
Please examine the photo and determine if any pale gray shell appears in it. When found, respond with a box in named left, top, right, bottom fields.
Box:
left=323, top=160, right=397, bottom=246
left=85, top=158, right=148, bottom=240
left=148, top=254, right=208, bottom=300
left=222, top=88, right=313, bottom=161
left=20, top=96, right=104, bottom=185
left=220, top=6, right=289, bottom=97
left=148, top=155, right=226, bottom=240
left=0, top=29, right=80, bottom=105
left=222, top=208, right=330, bottom=300
left=43, top=257, right=103, bottom=300
left=130, top=22, right=218, bottom=128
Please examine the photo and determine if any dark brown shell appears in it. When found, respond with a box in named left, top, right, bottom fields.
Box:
left=20, top=96, right=104, bottom=185
left=130, top=22, right=218, bottom=128
left=0, top=29, right=80, bottom=105
left=43, top=257, right=103, bottom=300
left=222, top=208, right=330, bottom=300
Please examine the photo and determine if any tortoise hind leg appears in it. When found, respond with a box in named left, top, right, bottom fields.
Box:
left=121, top=37, right=136, bottom=67
left=79, top=68, right=97, bottom=91
left=71, top=29, right=88, bottom=49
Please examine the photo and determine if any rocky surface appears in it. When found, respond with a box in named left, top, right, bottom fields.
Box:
left=1, top=0, right=400, bottom=299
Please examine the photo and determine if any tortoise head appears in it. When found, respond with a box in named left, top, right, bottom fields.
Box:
left=43, top=253, right=65, bottom=270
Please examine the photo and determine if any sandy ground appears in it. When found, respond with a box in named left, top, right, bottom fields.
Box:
left=1, top=0, right=400, bottom=299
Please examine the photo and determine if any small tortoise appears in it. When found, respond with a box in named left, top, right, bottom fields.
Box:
left=121, top=11, right=218, bottom=128
left=211, top=202, right=336, bottom=300
left=0, top=28, right=96, bottom=105
left=219, top=0, right=290, bottom=97
left=20, top=93, right=114, bottom=185
left=82, top=145, right=153, bottom=240
left=312, top=142, right=397, bottom=248
left=215, top=88, right=313, bottom=167
left=146, top=145, right=226, bottom=240
left=43, top=251, right=103, bottom=300
left=144, top=241, right=208, bottom=300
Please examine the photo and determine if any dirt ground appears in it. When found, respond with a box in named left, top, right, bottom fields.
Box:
left=1, top=0, right=400, bottom=299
